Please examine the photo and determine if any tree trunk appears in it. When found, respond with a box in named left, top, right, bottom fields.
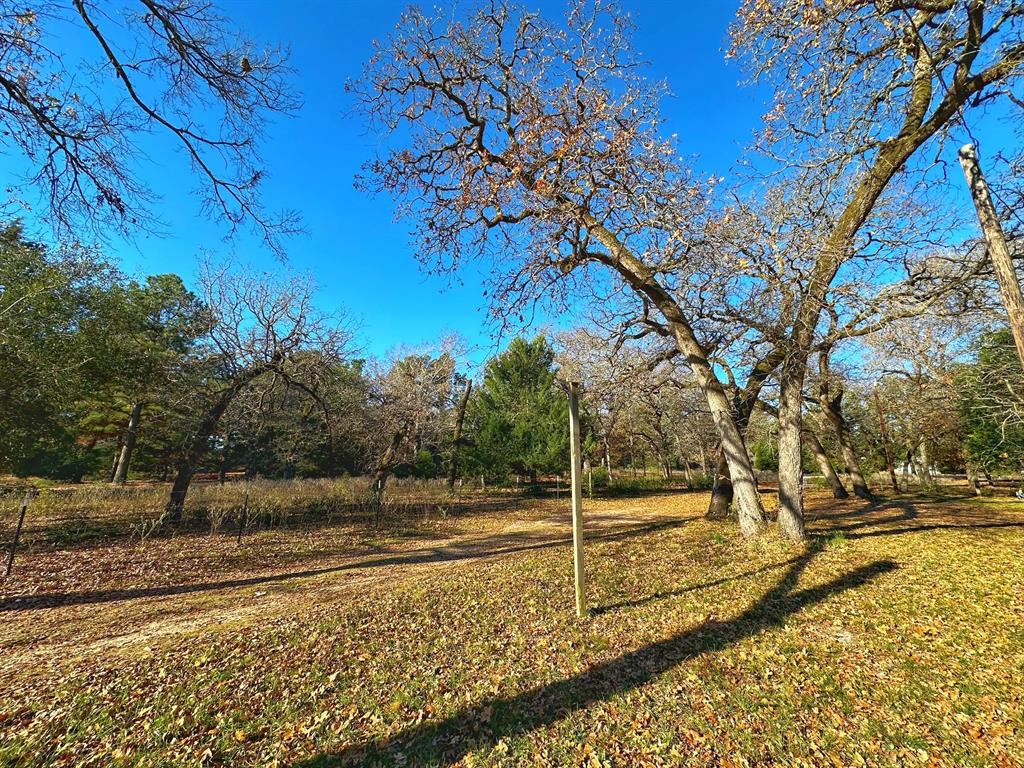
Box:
left=912, top=442, right=933, bottom=487
left=959, top=144, right=1024, bottom=367
left=966, top=464, right=983, bottom=496
left=776, top=361, right=807, bottom=540
left=804, top=430, right=848, bottom=499
left=108, top=436, right=123, bottom=483
left=819, top=393, right=871, bottom=501
left=112, top=402, right=143, bottom=485
left=446, top=379, right=472, bottom=492
left=676, top=435, right=693, bottom=488
left=707, top=450, right=734, bottom=520
left=166, top=369, right=265, bottom=520
left=604, top=438, right=614, bottom=481
left=690, top=367, right=765, bottom=536
left=919, top=441, right=934, bottom=484
left=372, top=428, right=406, bottom=502
left=873, top=391, right=900, bottom=493
left=583, top=217, right=766, bottom=535
left=166, top=462, right=195, bottom=520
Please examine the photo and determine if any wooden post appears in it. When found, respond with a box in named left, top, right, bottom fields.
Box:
left=873, top=390, right=900, bottom=493
left=959, top=144, right=1024, bottom=367
left=567, top=382, right=587, bottom=617
left=5, top=491, right=31, bottom=577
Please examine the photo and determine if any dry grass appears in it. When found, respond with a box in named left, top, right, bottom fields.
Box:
left=1, top=482, right=1022, bottom=767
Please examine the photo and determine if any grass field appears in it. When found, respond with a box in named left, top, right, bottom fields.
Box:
left=1, top=481, right=1022, bottom=767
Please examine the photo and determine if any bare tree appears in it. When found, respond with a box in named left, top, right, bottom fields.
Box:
left=730, top=0, right=1024, bottom=537
left=0, top=1, right=299, bottom=250
left=364, top=346, right=457, bottom=501
left=352, top=1, right=770, bottom=536
left=165, top=262, right=353, bottom=518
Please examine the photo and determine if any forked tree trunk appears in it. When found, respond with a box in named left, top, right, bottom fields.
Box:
left=113, top=402, right=143, bottom=485
left=372, top=428, right=407, bottom=502
left=776, top=361, right=807, bottom=540
left=446, top=379, right=472, bottom=492
left=818, top=374, right=871, bottom=499
left=804, top=430, right=849, bottom=499
left=603, top=438, right=614, bottom=481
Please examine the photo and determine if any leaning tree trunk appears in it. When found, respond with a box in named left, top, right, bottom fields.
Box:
left=834, top=422, right=871, bottom=499
left=371, top=426, right=409, bottom=504
left=112, top=402, right=143, bottom=485
left=687, top=355, right=765, bottom=536
left=446, top=379, right=472, bottom=492
left=804, top=430, right=848, bottom=499
left=820, top=392, right=871, bottom=499
left=966, top=463, right=983, bottom=496
left=919, top=442, right=934, bottom=485
left=583, top=216, right=766, bottom=535
left=873, top=391, right=900, bottom=493
left=818, top=352, right=871, bottom=499
left=108, top=436, right=123, bottom=483
left=776, top=360, right=807, bottom=540
left=166, top=370, right=264, bottom=521
left=704, top=348, right=787, bottom=522
left=166, top=462, right=195, bottom=521
left=959, top=144, right=1024, bottom=367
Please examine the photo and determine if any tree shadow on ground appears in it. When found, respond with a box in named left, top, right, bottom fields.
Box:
left=810, top=497, right=1024, bottom=541
left=0, top=518, right=691, bottom=612
left=815, top=501, right=919, bottom=534
left=294, top=547, right=897, bottom=768
left=592, top=556, right=805, bottom=615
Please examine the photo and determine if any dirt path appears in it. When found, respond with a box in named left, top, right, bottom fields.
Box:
left=0, top=495, right=697, bottom=681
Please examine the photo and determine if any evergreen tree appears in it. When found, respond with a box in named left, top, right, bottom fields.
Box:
left=465, top=336, right=569, bottom=483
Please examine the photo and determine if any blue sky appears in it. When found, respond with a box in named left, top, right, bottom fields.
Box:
left=7, top=1, right=1014, bottom=368
left=5, top=1, right=770, bottom=366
